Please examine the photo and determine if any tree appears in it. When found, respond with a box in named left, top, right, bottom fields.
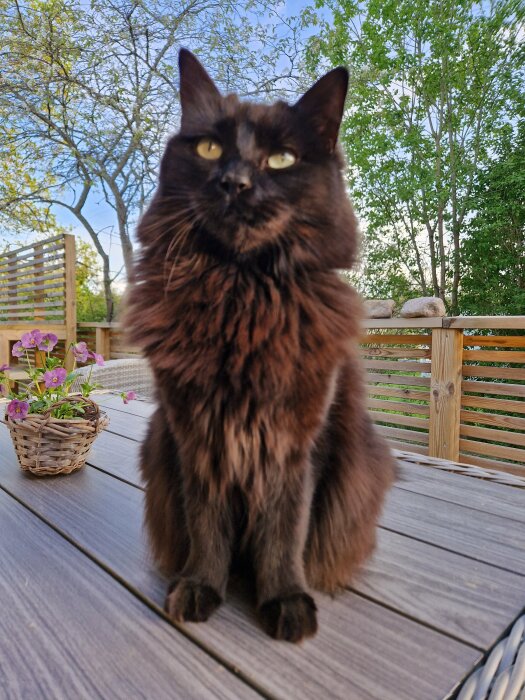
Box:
left=75, top=240, right=110, bottom=322
left=307, top=0, right=525, bottom=310
left=1, top=0, right=307, bottom=318
left=460, top=122, right=525, bottom=315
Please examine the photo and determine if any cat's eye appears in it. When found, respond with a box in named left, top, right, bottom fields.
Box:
left=196, top=138, right=223, bottom=160
left=267, top=151, right=296, bottom=169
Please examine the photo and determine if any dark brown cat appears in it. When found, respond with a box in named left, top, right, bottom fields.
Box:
left=126, top=49, right=395, bottom=643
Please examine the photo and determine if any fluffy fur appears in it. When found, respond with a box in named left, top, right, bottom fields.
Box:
left=126, top=49, right=395, bottom=642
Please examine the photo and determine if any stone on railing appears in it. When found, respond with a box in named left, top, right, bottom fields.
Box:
left=363, top=299, right=395, bottom=318
left=400, top=296, right=446, bottom=318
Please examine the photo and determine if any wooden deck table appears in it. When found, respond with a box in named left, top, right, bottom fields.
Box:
left=0, top=394, right=524, bottom=699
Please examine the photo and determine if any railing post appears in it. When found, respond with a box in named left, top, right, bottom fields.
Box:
left=64, top=234, right=77, bottom=370
left=95, top=325, right=111, bottom=360
left=429, top=326, right=463, bottom=461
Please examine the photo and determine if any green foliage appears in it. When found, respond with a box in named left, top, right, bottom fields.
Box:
left=75, top=240, right=110, bottom=322
left=307, top=0, right=525, bottom=310
left=460, top=122, right=525, bottom=315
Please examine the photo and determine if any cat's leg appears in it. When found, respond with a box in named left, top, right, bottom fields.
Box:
left=252, top=459, right=318, bottom=643
left=140, top=411, right=189, bottom=576
left=305, top=366, right=396, bottom=592
left=164, top=469, right=234, bottom=624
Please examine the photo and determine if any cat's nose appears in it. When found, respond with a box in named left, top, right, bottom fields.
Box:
left=219, top=171, right=252, bottom=196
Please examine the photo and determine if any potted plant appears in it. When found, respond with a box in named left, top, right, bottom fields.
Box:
left=0, top=329, right=135, bottom=476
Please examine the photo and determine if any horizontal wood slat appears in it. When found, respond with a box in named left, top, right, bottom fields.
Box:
left=462, top=365, right=525, bottom=381
left=367, top=386, right=430, bottom=400
left=0, top=261, right=64, bottom=282
left=463, top=336, right=525, bottom=348
left=459, top=424, right=525, bottom=448
left=385, top=440, right=428, bottom=455
left=462, top=380, right=525, bottom=398
left=362, top=347, right=431, bottom=359
left=368, top=398, right=430, bottom=415
left=463, top=350, right=525, bottom=363
left=458, top=453, right=525, bottom=477
left=459, top=439, right=525, bottom=463
left=366, top=373, right=431, bottom=387
left=370, top=412, right=429, bottom=430
left=2, top=273, right=65, bottom=291
left=460, top=410, right=525, bottom=431
left=364, top=359, right=431, bottom=373
left=461, top=395, right=525, bottom=414
left=364, top=334, right=432, bottom=345
left=376, top=425, right=429, bottom=445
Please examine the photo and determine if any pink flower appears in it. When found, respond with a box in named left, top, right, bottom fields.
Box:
left=12, top=341, right=24, bottom=358
left=21, top=329, right=43, bottom=349
left=42, top=367, right=67, bottom=389
left=91, top=352, right=105, bottom=366
left=38, top=333, right=58, bottom=352
left=72, top=342, right=89, bottom=363
left=7, top=399, right=29, bottom=420
left=122, top=391, right=137, bottom=404
left=0, top=363, right=9, bottom=372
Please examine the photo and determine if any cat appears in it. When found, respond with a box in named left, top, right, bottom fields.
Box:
left=126, top=48, right=395, bottom=643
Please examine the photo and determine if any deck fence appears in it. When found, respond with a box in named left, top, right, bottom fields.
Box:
left=79, top=316, right=525, bottom=476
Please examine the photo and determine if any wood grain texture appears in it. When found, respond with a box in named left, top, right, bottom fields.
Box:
left=369, top=411, right=429, bottom=429
left=463, top=336, right=525, bottom=347
left=376, top=425, right=429, bottom=444
left=0, top=490, right=259, bottom=700
left=101, top=407, right=148, bottom=442
left=429, top=328, right=463, bottom=461
left=462, top=365, right=525, bottom=381
left=368, top=398, right=430, bottom=415
left=462, top=350, right=525, bottom=363
left=458, top=453, right=525, bottom=477
left=460, top=409, right=525, bottom=430
left=366, top=372, right=431, bottom=387
left=364, top=359, right=432, bottom=373
left=460, top=423, right=525, bottom=448
left=367, top=386, right=430, bottom=400
left=446, top=316, right=525, bottom=329
left=95, top=393, right=156, bottom=419
left=355, top=529, right=525, bottom=648
left=0, top=427, right=481, bottom=700
left=462, top=380, right=525, bottom=398
left=364, top=334, right=432, bottom=346
left=461, top=395, right=525, bottom=415
left=459, top=438, right=525, bottom=463
left=395, top=461, right=525, bottom=523
left=382, top=488, right=525, bottom=574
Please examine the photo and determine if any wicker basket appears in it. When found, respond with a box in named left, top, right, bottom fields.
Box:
left=4, top=396, right=110, bottom=476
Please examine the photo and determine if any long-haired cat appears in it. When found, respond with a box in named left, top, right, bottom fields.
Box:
left=126, top=49, right=395, bottom=643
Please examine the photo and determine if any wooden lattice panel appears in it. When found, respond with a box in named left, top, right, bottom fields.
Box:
left=0, top=235, right=67, bottom=324
left=460, top=334, right=525, bottom=476
left=362, top=332, right=432, bottom=455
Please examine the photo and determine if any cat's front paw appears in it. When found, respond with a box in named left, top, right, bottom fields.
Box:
left=165, top=578, right=222, bottom=623
left=259, top=592, right=318, bottom=643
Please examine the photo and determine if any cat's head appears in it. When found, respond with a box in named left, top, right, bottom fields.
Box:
left=153, top=49, right=358, bottom=270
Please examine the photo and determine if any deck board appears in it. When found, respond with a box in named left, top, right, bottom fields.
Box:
left=0, top=490, right=260, bottom=700
left=1, top=399, right=524, bottom=699
left=0, top=428, right=481, bottom=700
left=382, top=488, right=525, bottom=574
left=397, top=461, right=525, bottom=523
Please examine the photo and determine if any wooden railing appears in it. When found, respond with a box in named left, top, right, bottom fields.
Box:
left=0, top=234, right=76, bottom=369
left=363, top=316, right=525, bottom=477
left=78, top=316, right=525, bottom=476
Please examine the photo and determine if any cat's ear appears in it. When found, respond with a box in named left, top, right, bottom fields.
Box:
left=294, top=67, right=348, bottom=152
left=178, top=49, right=221, bottom=127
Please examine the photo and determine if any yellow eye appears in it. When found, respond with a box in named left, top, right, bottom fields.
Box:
left=267, top=151, right=296, bottom=169
left=196, top=138, right=223, bottom=160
